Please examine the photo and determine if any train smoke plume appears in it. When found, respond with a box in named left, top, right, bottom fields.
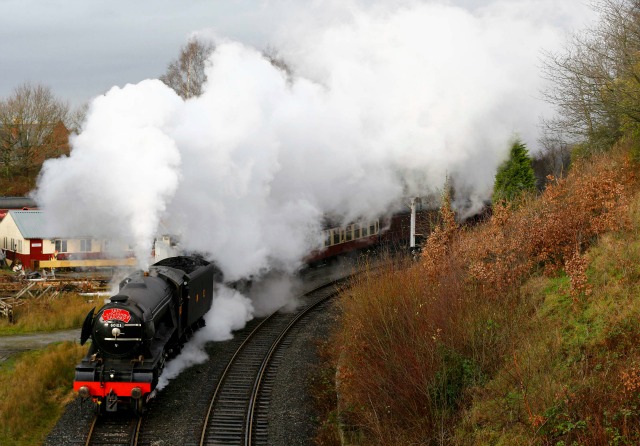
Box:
left=32, top=0, right=592, bottom=384
left=157, top=284, right=253, bottom=390
left=34, top=0, right=590, bottom=278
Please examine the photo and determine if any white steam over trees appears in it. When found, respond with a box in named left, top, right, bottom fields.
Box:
left=33, top=1, right=590, bottom=281
left=25, top=0, right=597, bottom=388
left=160, top=38, right=293, bottom=101
left=262, top=46, right=293, bottom=77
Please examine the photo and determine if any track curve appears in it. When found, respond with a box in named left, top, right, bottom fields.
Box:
left=199, top=279, right=347, bottom=446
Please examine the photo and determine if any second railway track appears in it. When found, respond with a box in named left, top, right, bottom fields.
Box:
left=199, top=279, right=347, bottom=446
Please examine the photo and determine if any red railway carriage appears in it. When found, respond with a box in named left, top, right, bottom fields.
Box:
left=307, top=219, right=381, bottom=263
left=306, top=211, right=417, bottom=263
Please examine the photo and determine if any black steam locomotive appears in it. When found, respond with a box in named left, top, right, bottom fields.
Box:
left=73, top=256, right=222, bottom=415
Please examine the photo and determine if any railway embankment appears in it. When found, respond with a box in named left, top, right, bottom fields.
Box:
left=322, top=147, right=640, bottom=445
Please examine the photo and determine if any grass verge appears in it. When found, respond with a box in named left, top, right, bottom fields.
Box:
left=0, top=293, right=98, bottom=336
left=454, top=222, right=640, bottom=444
left=0, top=342, right=87, bottom=446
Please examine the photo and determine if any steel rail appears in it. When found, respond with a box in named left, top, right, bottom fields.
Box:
left=84, top=416, right=97, bottom=446
left=244, top=287, right=340, bottom=446
left=199, top=279, right=348, bottom=446
left=198, top=312, right=274, bottom=445
left=84, top=412, right=142, bottom=446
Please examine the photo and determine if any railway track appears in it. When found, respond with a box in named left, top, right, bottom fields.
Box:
left=85, top=412, right=142, bottom=446
left=64, top=271, right=354, bottom=446
left=199, top=279, right=346, bottom=446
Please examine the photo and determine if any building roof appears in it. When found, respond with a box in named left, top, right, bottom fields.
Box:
left=8, top=210, right=53, bottom=239
left=7, top=210, right=91, bottom=239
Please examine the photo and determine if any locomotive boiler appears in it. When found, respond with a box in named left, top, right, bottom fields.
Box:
left=73, top=255, right=222, bottom=415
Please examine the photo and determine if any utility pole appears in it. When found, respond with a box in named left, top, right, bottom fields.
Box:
left=410, top=197, right=417, bottom=250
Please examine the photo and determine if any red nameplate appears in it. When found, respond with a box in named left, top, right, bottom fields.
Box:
left=101, top=308, right=131, bottom=323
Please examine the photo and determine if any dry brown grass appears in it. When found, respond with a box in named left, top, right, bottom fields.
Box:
left=0, top=342, right=87, bottom=446
left=460, top=149, right=634, bottom=297
left=0, top=293, right=98, bottom=335
left=326, top=148, right=640, bottom=445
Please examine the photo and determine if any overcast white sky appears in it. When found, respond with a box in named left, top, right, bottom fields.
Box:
left=1, top=0, right=595, bottom=108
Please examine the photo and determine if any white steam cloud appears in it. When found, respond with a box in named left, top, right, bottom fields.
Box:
left=34, top=1, right=591, bottom=278
left=33, top=0, right=592, bottom=379
left=157, top=285, right=254, bottom=390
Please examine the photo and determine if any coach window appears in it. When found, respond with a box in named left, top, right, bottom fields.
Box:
left=324, top=230, right=331, bottom=247
left=346, top=225, right=353, bottom=242
left=370, top=223, right=376, bottom=235
left=55, top=239, right=68, bottom=253
left=80, top=239, right=92, bottom=252
left=332, top=229, right=341, bottom=245
left=17, top=240, right=22, bottom=253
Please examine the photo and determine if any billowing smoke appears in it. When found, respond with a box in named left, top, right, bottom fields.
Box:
left=32, top=0, right=591, bottom=382
left=155, top=273, right=298, bottom=390
left=34, top=1, right=592, bottom=278
left=157, top=284, right=254, bottom=390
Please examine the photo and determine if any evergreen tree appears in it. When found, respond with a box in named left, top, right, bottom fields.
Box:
left=493, top=139, right=537, bottom=204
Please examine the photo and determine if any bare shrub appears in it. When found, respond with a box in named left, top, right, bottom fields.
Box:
left=463, top=149, right=634, bottom=296
left=565, top=249, right=592, bottom=299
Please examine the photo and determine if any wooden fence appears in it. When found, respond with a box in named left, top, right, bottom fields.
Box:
left=0, top=279, right=109, bottom=321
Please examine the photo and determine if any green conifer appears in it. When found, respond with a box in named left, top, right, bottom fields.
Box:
left=493, top=139, right=536, bottom=204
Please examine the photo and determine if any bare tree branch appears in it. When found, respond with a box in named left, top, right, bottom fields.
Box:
left=0, top=83, right=70, bottom=192
left=541, top=0, right=640, bottom=153
left=160, top=38, right=215, bottom=99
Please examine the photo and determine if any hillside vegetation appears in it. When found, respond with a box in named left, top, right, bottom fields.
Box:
left=323, top=0, right=640, bottom=443
left=326, top=146, right=640, bottom=445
